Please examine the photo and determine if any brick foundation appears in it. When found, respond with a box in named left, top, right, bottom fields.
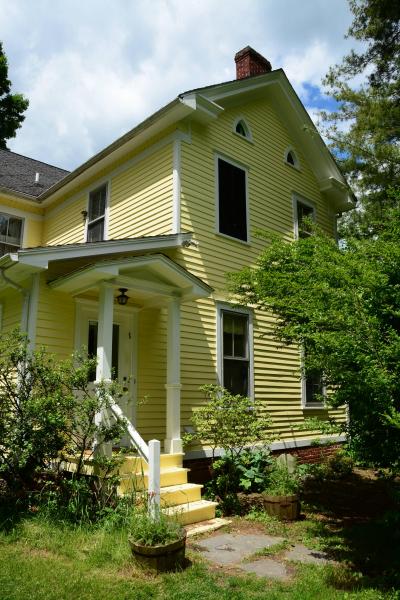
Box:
left=183, top=443, right=343, bottom=484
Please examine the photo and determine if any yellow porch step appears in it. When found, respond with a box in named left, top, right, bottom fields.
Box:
left=118, top=453, right=184, bottom=474
left=160, top=483, right=203, bottom=508
left=163, top=500, right=218, bottom=526
left=118, top=467, right=190, bottom=494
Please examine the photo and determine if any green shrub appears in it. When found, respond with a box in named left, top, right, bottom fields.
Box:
left=324, top=450, right=354, bottom=479
left=263, top=462, right=302, bottom=496
left=129, top=509, right=184, bottom=546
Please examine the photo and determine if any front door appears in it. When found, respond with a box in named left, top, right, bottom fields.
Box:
left=75, top=301, right=137, bottom=444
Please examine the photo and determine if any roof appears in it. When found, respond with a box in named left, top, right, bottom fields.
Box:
left=0, top=149, right=69, bottom=199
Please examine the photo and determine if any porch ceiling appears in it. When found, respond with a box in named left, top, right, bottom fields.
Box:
left=48, top=253, right=213, bottom=304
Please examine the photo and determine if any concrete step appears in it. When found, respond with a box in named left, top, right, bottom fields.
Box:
left=163, top=499, right=218, bottom=526
left=119, top=453, right=184, bottom=474
left=160, top=483, right=203, bottom=508
left=118, top=467, right=189, bottom=494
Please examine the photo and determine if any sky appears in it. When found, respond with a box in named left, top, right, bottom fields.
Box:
left=1, top=0, right=356, bottom=172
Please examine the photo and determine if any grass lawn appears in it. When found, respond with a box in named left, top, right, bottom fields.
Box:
left=0, top=469, right=399, bottom=600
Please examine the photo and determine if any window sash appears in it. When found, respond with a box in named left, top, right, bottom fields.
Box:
left=296, top=201, right=314, bottom=239
left=87, top=185, right=107, bottom=242
left=221, top=310, right=250, bottom=396
left=0, top=214, right=23, bottom=256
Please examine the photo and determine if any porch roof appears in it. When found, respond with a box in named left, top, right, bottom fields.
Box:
left=48, top=253, right=213, bottom=304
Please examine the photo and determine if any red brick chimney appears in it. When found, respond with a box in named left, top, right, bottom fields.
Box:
left=234, top=46, right=272, bottom=80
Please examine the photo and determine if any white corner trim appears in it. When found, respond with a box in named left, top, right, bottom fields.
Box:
left=216, top=301, right=254, bottom=399
left=172, top=138, right=181, bottom=234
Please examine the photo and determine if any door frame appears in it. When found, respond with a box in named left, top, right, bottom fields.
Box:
left=74, top=297, right=139, bottom=426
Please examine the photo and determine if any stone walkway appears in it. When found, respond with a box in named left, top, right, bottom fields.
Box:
left=193, top=532, right=332, bottom=580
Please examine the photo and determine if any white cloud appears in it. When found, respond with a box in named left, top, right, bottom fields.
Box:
left=1, top=0, right=356, bottom=170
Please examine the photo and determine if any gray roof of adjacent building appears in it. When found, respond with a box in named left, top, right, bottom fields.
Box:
left=0, top=148, right=69, bottom=199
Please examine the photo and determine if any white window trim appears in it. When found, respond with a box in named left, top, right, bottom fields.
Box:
left=0, top=210, right=25, bottom=251
left=292, top=193, right=316, bottom=240
left=300, top=348, right=326, bottom=410
left=284, top=146, right=300, bottom=170
left=232, top=117, right=254, bottom=143
left=84, top=179, right=110, bottom=242
left=214, top=153, right=250, bottom=244
left=216, top=302, right=254, bottom=399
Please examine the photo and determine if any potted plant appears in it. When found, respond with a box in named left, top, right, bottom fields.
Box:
left=128, top=509, right=186, bottom=573
left=262, top=462, right=301, bottom=521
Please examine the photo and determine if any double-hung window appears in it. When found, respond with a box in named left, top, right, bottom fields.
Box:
left=217, top=157, right=248, bottom=242
left=0, top=213, right=23, bottom=256
left=301, top=348, right=325, bottom=408
left=219, top=308, right=252, bottom=397
left=87, top=184, right=107, bottom=242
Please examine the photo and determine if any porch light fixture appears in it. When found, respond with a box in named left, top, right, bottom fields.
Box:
left=116, top=288, right=129, bottom=306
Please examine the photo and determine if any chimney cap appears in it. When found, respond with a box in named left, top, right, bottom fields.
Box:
left=234, top=46, right=272, bottom=80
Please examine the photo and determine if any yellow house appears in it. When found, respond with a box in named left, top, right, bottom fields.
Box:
left=0, top=47, right=352, bottom=524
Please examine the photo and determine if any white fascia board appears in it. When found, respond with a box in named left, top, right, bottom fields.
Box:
left=17, top=233, right=193, bottom=269
left=180, top=94, right=224, bottom=123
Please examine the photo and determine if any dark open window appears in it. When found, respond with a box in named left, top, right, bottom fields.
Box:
left=296, top=200, right=315, bottom=239
left=87, top=184, right=107, bottom=242
left=304, top=369, right=324, bottom=405
left=222, top=310, right=250, bottom=396
left=218, top=158, right=247, bottom=241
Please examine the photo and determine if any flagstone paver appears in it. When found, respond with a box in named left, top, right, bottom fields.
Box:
left=241, top=558, right=290, bottom=579
left=284, top=543, right=331, bottom=565
left=195, top=532, right=285, bottom=566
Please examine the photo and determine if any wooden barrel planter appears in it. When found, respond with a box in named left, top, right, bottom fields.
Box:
left=129, top=533, right=187, bottom=573
left=263, top=494, right=300, bottom=521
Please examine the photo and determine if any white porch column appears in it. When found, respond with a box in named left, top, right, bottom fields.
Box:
left=164, top=296, right=182, bottom=454
left=94, top=283, right=114, bottom=457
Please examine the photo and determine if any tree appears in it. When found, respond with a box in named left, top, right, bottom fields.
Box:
left=321, top=0, right=400, bottom=236
left=229, top=203, right=400, bottom=469
left=0, top=42, right=29, bottom=149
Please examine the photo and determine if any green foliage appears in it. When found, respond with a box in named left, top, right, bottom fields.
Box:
left=320, top=1, right=400, bottom=236
left=229, top=213, right=400, bottom=468
left=0, top=329, right=127, bottom=493
left=129, top=508, right=184, bottom=546
left=184, top=384, right=273, bottom=459
left=205, top=448, right=273, bottom=515
left=0, top=42, right=29, bottom=148
left=263, top=461, right=301, bottom=496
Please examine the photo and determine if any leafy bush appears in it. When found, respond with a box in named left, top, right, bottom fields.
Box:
left=263, top=462, right=302, bottom=496
left=129, top=509, right=184, bottom=546
left=184, top=385, right=274, bottom=459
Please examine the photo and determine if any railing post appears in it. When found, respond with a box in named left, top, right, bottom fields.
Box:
left=148, top=439, right=161, bottom=520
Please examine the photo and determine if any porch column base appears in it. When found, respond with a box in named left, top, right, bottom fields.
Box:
left=164, top=437, right=183, bottom=454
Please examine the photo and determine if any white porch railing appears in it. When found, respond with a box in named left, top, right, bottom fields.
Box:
left=109, top=401, right=160, bottom=519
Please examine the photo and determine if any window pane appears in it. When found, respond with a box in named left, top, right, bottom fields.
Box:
left=7, top=217, right=22, bottom=245
left=87, top=219, right=104, bottom=242
left=233, top=314, right=248, bottom=358
left=306, top=369, right=324, bottom=404
left=297, top=201, right=314, bottom=238
left=222, top=313, right=234, bottom=356
left=223, top=358, right=249, bottom=397
left=218, top=159, right=247, bottom=241
left=0, top=215, right=8, bottom=237
left=88, top=186, right=106, bottom=221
